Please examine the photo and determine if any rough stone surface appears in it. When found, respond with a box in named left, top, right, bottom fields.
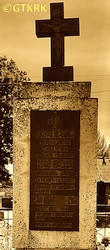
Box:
left=13, top=82, right=98, bottom=250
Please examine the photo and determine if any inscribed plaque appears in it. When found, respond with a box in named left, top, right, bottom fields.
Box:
left=30, top=111, right=80, bottom=231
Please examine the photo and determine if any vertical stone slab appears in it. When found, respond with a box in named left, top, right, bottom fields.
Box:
left=13, top=82, right=98, bottom=250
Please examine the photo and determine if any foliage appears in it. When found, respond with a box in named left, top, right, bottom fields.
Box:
left=101, top=237, right=110, bottom=247
left=97, top=131, right=108, bottom=157
left=0, top=56, right=30, bottom=83
left=0, top=165, right=12, bottom=186
left=0, top=56, right=30, bottom=185
left=0, top=84, right=13, bottom=168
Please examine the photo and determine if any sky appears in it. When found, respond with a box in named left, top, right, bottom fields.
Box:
left=0, top=0, right=110, bottom=145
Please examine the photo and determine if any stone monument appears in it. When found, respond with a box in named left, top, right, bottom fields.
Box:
left=13, top=2, right=98, bottom=250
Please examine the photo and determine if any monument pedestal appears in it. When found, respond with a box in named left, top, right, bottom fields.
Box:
left=13, top=82, right=98, bottom=250
left=43, top=66, right=73, bottom=81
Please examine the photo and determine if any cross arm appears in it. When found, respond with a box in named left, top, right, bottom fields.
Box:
left=61, top=18, right=79, bottom=36
left=36, top=20, right=52, bottom=38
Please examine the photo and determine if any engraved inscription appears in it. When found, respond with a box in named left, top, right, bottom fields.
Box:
left=30, top=111, right=80, bottom=231
left=36, top=159, right=74, bottom=169
left=35, top=129, right=75, bottom=138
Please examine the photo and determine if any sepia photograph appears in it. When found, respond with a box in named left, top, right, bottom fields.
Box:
left=0, top=0, right=110, bottom=249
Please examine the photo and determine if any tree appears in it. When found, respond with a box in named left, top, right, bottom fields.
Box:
left=97, top=131, right=108, bottom=158
left=0, top=56, right=30, bottom=83
left=0, top=56, right=30, bottom=186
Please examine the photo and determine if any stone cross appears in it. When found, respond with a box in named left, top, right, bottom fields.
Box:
left=36, top=2, right=79, bottom=81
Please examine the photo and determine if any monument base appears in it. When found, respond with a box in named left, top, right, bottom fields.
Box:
left=13, top=82, right=98, bottom=250
left=43, top=66, right=73, bottom=81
